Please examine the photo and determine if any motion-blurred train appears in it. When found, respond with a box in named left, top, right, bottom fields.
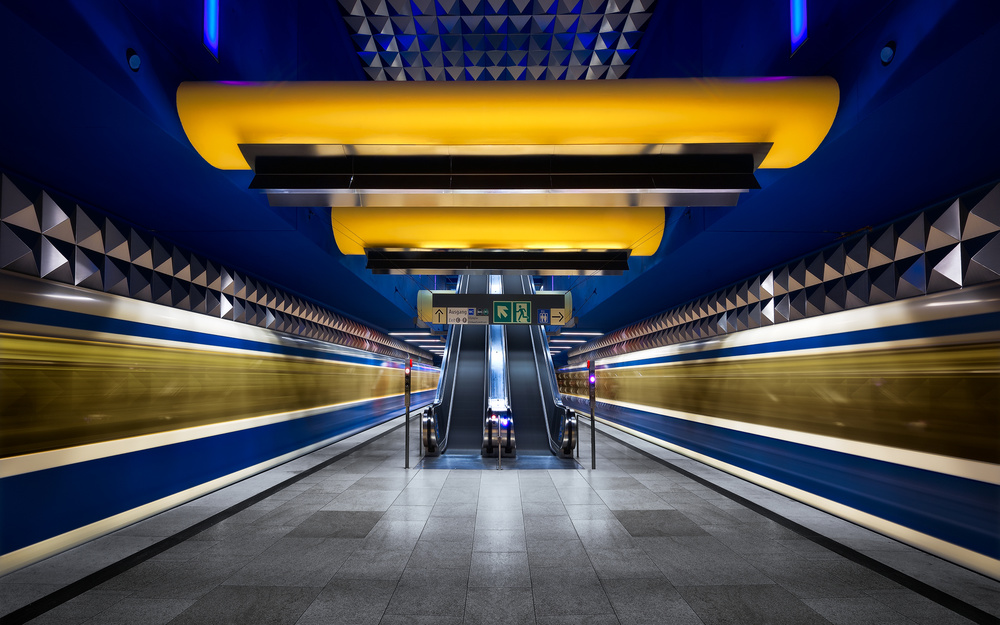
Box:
left=0, top=271, right=438, bottom=574
left=559, top=281, right=1000, bottom=579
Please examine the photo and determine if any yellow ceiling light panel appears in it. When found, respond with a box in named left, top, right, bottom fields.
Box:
left=331, top=206, right=665, bottom=256
left=176, top=78, right=839, bottom=170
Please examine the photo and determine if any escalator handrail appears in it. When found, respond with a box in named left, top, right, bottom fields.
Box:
left=523, top=277, right=574, bottom=455
left=440, top=274, right=473, bottom=451
left=433, top=315, right=458, bottom=405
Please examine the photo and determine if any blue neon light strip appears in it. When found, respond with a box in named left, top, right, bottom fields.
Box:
left=204, top=0, right=219, bottom=59
left=790, top=0, right=807, bottom=53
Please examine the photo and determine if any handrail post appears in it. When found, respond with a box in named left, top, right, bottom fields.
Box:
left=404, top=359, right=412, bottom=469
left=575, top=411, right=580, bottom=459
left=588, top=359, right=596, bottom=470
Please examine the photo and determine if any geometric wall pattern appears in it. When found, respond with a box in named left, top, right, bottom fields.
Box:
left=0, top=173, right=433, bottom=363
left=568, top=181, right=1000, bottom=365
left=337, top=0, right=655, bottom=81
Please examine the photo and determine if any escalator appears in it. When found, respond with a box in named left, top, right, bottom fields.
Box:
left=423, top=275, right=489, bottom=455
left=502, top=275, right=576, bottom=458
left=423, top=274, right=575, bottom=459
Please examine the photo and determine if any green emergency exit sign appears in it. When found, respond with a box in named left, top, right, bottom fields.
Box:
left=493, top=301, right=531, bottom=324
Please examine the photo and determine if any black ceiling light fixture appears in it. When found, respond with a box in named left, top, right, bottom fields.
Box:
left=880, top=41, right=896, bottom=66
left=126, top=48, right=141, bottom=72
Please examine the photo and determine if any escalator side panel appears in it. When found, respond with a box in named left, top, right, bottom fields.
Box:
left=445, top=324, right=488, bottom=451
left=436, top=273, right=490, bottom=453
left=501, top=275, right=559, bottom=453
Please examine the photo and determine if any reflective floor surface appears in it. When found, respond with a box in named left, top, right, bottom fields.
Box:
left=1, top=416, right=997, bottom=624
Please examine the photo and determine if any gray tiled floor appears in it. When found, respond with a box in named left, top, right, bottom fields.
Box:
left=3, top=418, right=999, bottom=624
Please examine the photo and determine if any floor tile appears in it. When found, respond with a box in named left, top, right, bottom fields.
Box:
left=524, top=514, right=578, bottom=543
left=864, top=589, right=977, bottom=625
left=469, top=551, right=531, bottom=587
left=475, top=509, right=525, bottom=530
left=530, top=564, right=599, bottom=585
left=391, top=488, right=441, bottom=507
left=597, top=489, right=672, bottom=511
left=384, top=579, right=467, bottom=618
left=334, top=548, right=413, bottom=580
left=572, top=519, right=639, bottom=550
left=84, top=597, right=194, bottom=625
left=473, top=529, right=527, bottom=553
left=287, top=511, right=384, bottom=538
left=751, top=555, right=898, bottom=599
left=295, top=579, right=397, bottom=625
left=678, top=584, right=830, bottom=625
left=464, top=587, right=535, bottom=625
left=100, top=555, right=248, bottom=600
left=526, top=539, right=592, bottom=569
left=522, top=500, right=568, bottom=516
left=535, top=616, right=621, bottom=625
left=223, top=537, right=358, bottom=587
left=803, top=596, right=916, bottom=624
left=640, top=536, right=772, bottom=587
left=532, top=576, right=615, bottom=617
left=603, top=578, right=702, bottom=625
left=360, top=520, right=427, bottom=551
left=565, top=505, right=617, bottom=521
left=429, top=502, right=478, bottom=517
left=409, top=540, right=474, bottom=569
left=613, top=510, right=709, bottom=537
left=378, top=615, right=463, bottom=624
left=586, top=548, right=663, bottom=579
left=323, top=490, right=402, bottom=512
left=168, top=585, right=320, bottom=625
left=13, top=590, right=130, bottom=625
left=420, top=516, right=476, bottom=543
left=558, top=488, right=606, bottom=506
left=380, top=505, right=434, bottom=522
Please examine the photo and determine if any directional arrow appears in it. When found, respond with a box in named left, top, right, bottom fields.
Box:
left=497, top=305, right=509, bottom=320
left=435, top=309, right=444, bottom=323
left=553, top=310, right=564, bottom=322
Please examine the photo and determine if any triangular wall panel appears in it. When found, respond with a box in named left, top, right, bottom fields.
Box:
left=0, top=170, right=431, bottom=363
left=338, top=0, right=655, bottom=79
left=567, top=181, right=1000, bottom=366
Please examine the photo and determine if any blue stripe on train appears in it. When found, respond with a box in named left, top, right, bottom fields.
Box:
left=564, top=395, right=1000, bottom=560
left=0, top=390, right=434, bottom=556
left=0, top=300, right=418, bottom=368
left=560, top=310, right=1000, bottom=372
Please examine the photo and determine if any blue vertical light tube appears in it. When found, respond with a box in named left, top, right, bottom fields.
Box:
left=204, top=0, right=220, bottom=59
left=790, top=0, right=807, bottom=54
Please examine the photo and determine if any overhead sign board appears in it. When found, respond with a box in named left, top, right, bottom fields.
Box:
left=447, top=307, right=489, bottom=325
left=417, top=290, right=571, bottom=326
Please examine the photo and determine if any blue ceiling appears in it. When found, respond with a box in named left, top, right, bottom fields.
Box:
left=1, top=0, right=998, bottom=348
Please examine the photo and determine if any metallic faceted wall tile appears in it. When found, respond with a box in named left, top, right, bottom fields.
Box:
left=0, top=171, right=431, bottom=363
left=74, top=247, right=103, bottom=290
left=39, top=236, right=73, bottom=284
left=104, top=220, right=129, bottom=262
left=569, top=181, right=1000, bottom=366
left=1, top=223, right=37, bottom=274
left=965, top=185, right=1000, bottom=238
left=1, top=176, right=38, bottom=231
left=338, top=0, right=655, bottom=80
left=74, top=205, right=103, bottom=253
left=130, top=229, right=154, bottom=269
left=963, top=232, right=1000, bottom=284
left=40, top=192, right=74, bottom=243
